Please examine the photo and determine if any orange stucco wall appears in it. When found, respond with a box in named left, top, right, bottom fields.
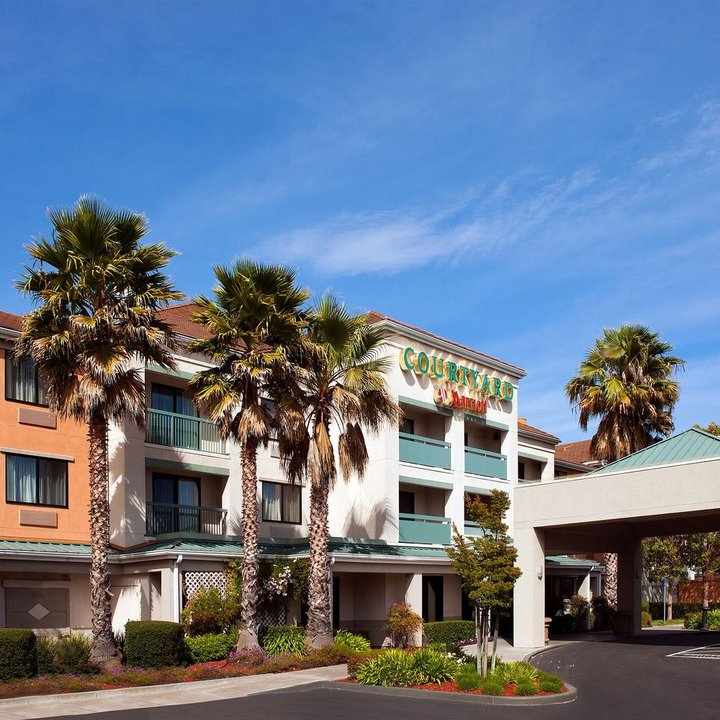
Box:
left=0, top=349, right=90, bottom=543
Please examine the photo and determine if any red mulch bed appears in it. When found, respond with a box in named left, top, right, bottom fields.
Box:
left=343, top=678, right=566, bottom=696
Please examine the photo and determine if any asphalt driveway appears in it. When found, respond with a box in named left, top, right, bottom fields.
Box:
left=48, top=630, right=720, bottom=720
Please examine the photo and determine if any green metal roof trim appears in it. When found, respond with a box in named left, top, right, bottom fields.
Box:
left=146, top=363, right=196, bottom=381
left=546, top=554, right=603, bottom=568
left=0, top=540, right=94, bottom=554
left=591, top=428, right=720, bottom=475
left=122, top=536, right=450, bottom=559
left=399, top=474, right=454, bottom=490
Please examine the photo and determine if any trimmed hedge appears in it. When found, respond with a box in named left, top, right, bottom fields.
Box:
left=0, top=629, right=37, bottom=680
left=186, top=633, right=235, bottom=663
left=647, top=602, right=713, bottom=620
left=125, top=621, right=185, bottom=668
left=423, top=620, right=475, bottom=647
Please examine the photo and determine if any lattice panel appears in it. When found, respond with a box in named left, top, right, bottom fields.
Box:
left=258, top=604, right=287, bottom=630
left=183, top=571, right=228, bottom=602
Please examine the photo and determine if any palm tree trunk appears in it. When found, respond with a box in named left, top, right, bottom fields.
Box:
left=236, top=437, right=261, bottom=649
left=603, top=552, right=618, bottom=609
left=87, top=411, right=119, bottom=667
left=306, top=474, right=332, bottom=648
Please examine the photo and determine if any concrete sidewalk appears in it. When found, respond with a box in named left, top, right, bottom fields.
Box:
left=0, top=664, right=348, bottom=719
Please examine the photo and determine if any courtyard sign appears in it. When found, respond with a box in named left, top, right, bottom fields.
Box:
left=399, top=346, right=514, bottom=414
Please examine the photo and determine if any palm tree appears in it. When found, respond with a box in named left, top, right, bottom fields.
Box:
left=189, top=261, right=309, bottom=649
left=277, top=296, right=400, bottom=647
left=566, top=324, right=684, bottom=606
left=16, top=196, right=182, bottom=666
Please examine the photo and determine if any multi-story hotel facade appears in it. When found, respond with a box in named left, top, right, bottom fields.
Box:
left=0, top=304, right=595, bottom=645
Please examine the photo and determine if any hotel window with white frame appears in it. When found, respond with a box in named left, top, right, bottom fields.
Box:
left=5, top=453, right=68, bottom=508
left=261, top=481, right=301, bottom=524
left=5, top=353, right=48, bottom=406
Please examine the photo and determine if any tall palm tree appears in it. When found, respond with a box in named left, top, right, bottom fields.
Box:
left=16, top=196, right=182, bottom=666
left=277, top=296, right=400, bottom=648
left=566, top=324, right=684, bottom=607
left=189, top=261, right=309, bottom=649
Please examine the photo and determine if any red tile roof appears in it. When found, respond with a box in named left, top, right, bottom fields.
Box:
left=155, top=302, right=212, bottom=340
left=555, top=439, right=597, bottom=465
left=366, top=310, right=525, bottom=376
left=0, top=311, right=24, bottom=333
left=517, top=419, right=560, bottom=444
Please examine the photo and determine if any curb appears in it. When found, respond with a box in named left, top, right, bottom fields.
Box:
left=278, top=680, right=577, bottom=706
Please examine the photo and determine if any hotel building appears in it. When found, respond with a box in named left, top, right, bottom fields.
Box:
left=0, top=305, right=599, bottom=644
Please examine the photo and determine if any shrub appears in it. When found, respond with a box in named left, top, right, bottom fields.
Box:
left=591, top=596, right=616, bottom=631
left=125, top=621, right=185, bottom=668
left=228, top=647, right=268, bottom=667
left=386, top=602, right=423, bottom=648
left=480, top=674, right=505, bottom=695
left=538, top=672, right=564, bottom=693
left=423, top=620, right=475, bottom=649
left=456, top=665, right=481, bottom=691
left=502, top=661, right=538, bottom=685
left=181, top=587, right=236, bottom=637
left=641, top=611, right=653, bottom=628
left=346, top=649, right=382, bottom=679
left=516, top=681, right=538, bottom=696
left=0, top=629, right=37, bottom=680
left=36, top=636, right=57, bottom=675
left=551, top=614, right=575, bottom=633
left=685, top=609, right=720, bottom=630
left=186, top=633, right=235, bottom=663
left=356, top=649, right=419, bottom=687
left=53, top=633, right=93, bottom=674
left=333, top=629, right=371, bottom=653
left=410, top=648, right=457, bottom=684
left=261, top=626, right=306, bottom=656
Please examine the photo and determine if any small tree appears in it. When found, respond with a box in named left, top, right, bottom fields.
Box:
left=386, top=601, right=423, bottom=648
left=642, top=536, right=686, bottom=621
left=446, top=490, right=521, bottom=676
left=678, top=533, right=720, bottom=629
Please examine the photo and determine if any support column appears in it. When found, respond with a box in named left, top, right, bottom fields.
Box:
left=405, top=573, right=423, bottom=646
left=513, top=526, right=546, bottom=648
left=616, top=538, right=642, bottom=635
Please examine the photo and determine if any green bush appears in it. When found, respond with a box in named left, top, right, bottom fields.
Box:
left=516, top=681, right=538, bottom=696
left=641, top=611, right=653, bottom=628
left=648, top=601, right=707, bottom=620
left=36, top=636, right=58, bottom=675
left=333, top=629, right=371, bottom=653
left=125, top=621, right=185, bottom=668
left=456, top=665, right=481, bottom=691
left=538, top=672, right=564, bottom=693
left=181, top=587, right=238, bottom=637
left=423, top=620, right=475, bottom=648
left=0, top=628, right=37, bottom=680
left=480, top=674, right=505, bottom=695
left=410, top=648, right=457, bottom=684
left=685, top=609, right=720, bottom=630
left=501, top=661, right=538, bottom=685
left=261, top=626, right=306, bottom=656
left=54, top=633, right=93, bottom=674
left=356, top=649, right=419, bottom=687
left=346, top=649, right=382, bottom=679
left=185, top=633, right=235, bottom=663
left=550, top=614, right=575, bottom=633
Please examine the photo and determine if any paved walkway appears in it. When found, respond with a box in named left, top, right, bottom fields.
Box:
left=0, top=664, right=348, bottom=720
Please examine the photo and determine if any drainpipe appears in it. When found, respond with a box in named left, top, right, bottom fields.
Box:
left=173, top=554, right=183, bottom=622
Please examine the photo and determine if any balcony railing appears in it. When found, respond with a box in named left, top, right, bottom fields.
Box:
left=146, top=501, right=227, bottom=536
left=399, top=432, right=451, bottom=470
left=464, top=446, right=507, bottom=480
left=146, top=408, right=227, bottom=455
left=399, top=512, right=451, bottom=545
left=463, top=520, right=489, bottom=537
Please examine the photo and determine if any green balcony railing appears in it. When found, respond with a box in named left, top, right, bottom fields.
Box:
left=399, top=512, right=451, bottom=545
left=399, top=432, right=451, bottom=470
left=463, top=520, right=489, bottom=537
left=146, top=408, right=227, bottom=454
left=464, top=446, right=507, bottom=480
left=146, top=501, right=227, bottom=536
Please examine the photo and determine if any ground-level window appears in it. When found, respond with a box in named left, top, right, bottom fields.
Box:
left=262, top=481, right=301, bottom=523
left=5, top=453, right=68, bottom=507
left=5, top=353, right=48, bottom=406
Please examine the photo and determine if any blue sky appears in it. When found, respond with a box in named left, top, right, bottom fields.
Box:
left=1, top=1, right=719, bottom=441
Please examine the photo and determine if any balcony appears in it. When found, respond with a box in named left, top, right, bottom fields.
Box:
left=146, top=408, right=227, bottom=455
left=399, top=433, right=451, bottom=470
left=463, top=520, right=488, bottom=537
left=399, top=512, right=451, bottom=545
left=464, top=447, right=507, bottom=480
left=146, top=501, right=227, bottom=536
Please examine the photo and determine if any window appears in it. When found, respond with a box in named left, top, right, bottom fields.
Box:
left=262, top=481, right=301, bottom=524
left=150, top=473, right=201, bottom=534
left=5, top=353, right=48, bottom=406
left=400, top=418, right=415, bottom=435
left=150, top=383, right=197, bottom=416
left=5, top=453, right=67, bottom=507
